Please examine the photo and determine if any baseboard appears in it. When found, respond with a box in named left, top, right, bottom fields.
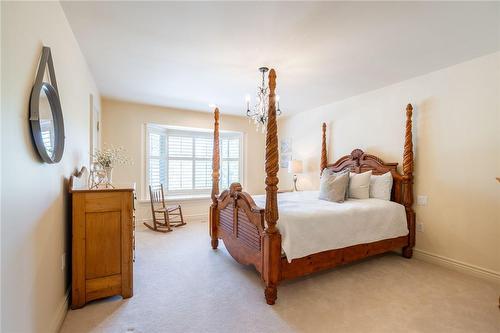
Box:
left=49, top=288, right=69, bottom=333
left=136, top=213, right=208, bottom=229
left=181, top=213, right=208, bottom=223
left=414, top=248, right=500, bottom=285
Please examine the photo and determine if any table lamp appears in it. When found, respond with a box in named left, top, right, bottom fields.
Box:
left=288, top=160, right=303, bottom=191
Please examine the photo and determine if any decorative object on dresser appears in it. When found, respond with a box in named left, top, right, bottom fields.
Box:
left=69, top=170, right=135, bottom=309
left=91, top=145, right=130, bottom=189
left=208, top=68, right=415, bottom=305
left=145, top=184, right=185, bottom=232
left=29, top=46, right=65, bottom=164
left=245, top=66, right=282, bottom=132
left=88, top=162, right=108, bottom=189
left=288, top=160, right=303, bottom=191
left=69, top=166, right=89, bottom=189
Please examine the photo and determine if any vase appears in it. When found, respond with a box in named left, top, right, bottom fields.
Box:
left=104, top=166, right=113, bottom=185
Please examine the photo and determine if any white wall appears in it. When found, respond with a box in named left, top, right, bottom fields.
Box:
left=0, top=4, right=3, bottom=322
left=1, top=2, right=100, bottom=332
left=101, top=98, right=267, bottom=223
left=278, top=52, right=500, bottom=278
left=0, top=1, right=3, bottom=324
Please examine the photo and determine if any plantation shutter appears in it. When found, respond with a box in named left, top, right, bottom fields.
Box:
left=167, top=134, right=193, bottom=191
left=148, top=130, right=166, bottom=189
left=194, top=136, right=213, bottom=190
left=147, top=125, right=242, bottom=196
left=220, top=135, right=240, bottom=190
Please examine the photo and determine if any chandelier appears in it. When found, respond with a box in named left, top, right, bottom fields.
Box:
left=245, top=67, right=281, bottom=132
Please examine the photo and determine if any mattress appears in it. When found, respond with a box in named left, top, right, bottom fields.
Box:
left=252, top=191, right=408, bottom=262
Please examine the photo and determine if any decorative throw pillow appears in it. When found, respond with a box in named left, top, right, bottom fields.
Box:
left=348, top=170, right=372, bottom=199
left=322, top=168, right=349, bottom=177
left=369, top=172, right=393, bottom=201
left=322, top=168, right=350, bottom=199
left=318, top=171, right=350, bottom=203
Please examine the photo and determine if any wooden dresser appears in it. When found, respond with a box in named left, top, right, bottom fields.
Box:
left=70, top=183, right=135, bottom=309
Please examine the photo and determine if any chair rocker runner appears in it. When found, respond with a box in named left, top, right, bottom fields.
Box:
left=145, top=184, right=185, bottom=232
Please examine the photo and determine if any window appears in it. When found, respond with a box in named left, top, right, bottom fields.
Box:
left=146, top=125, right=243, bottom=196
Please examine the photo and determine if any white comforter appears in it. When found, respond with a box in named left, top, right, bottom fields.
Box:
left=252, top=191, right=408, bottom=262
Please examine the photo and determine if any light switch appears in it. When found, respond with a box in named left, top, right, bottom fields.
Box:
left=417, top=195, right=428, bottom=206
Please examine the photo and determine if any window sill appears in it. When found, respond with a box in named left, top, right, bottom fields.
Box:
left=138, top=194, right=211, bottom=204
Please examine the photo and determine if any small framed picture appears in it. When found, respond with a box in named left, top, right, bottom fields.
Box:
left=280, top=138, right=292, bottom=168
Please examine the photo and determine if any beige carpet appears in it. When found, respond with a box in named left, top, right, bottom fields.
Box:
left=61, top=222, right=499, bottom=333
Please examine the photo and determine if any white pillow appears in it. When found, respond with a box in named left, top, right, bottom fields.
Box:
left=369, top=172, right=393, bottom=201
left=348, top=170, right=372, bottom=199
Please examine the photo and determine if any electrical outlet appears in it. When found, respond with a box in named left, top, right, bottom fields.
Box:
left=416, top=222, right=424, bottom=232
left=417, top=195, right=428, bottom=206
left=61, top=253, right=66, bottom=271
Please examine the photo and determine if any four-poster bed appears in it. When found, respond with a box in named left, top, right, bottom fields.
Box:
left=209, top=69, right=415, bottom=305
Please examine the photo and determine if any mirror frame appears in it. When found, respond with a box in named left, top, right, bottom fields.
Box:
left=29, top=46, right=65, bottom=164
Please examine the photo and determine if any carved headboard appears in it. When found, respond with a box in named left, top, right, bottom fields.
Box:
left=326, top=149, right=404, bottom=204
left=320, top=103, right=414, bottom=210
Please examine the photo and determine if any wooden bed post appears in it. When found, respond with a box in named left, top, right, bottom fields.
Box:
left=263, top=69, right=281, bottom=305
left=320, top=123, right=328, bottom=174
left=402, top=103, right=415, bottom=258
left=210, top=107, right=220, bottom=249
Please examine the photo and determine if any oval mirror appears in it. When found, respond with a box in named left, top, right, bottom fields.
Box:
left=39, top=86, right=55, bottom=158
left=29, top=47, right=65, bottom=163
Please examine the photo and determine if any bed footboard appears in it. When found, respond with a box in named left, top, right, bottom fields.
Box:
left=212, top=183, right=266, bottom=273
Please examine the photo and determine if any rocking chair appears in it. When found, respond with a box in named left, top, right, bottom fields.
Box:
left=144, top=184, right=185, bottom=232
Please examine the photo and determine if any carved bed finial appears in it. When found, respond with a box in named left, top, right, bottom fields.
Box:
left=403, top=103, right=413, bottom=176
left=350, top=149, right=364, bottom=167
left=229, top=182, right=242, bottom=196
left=320, top=123, right=327, bottom=174
left=265, top=69, right=279, bottom=233
left=351, top=149, right=364, bottom=160
left=211, top=107, right=220, bottom=204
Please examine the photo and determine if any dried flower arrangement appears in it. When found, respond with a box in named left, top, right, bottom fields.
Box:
left=89, top=145, right=131, bottom=189
left=92, top=145, right=130, bottom=168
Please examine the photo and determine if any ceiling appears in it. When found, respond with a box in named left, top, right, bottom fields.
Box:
left=62, top=1, right=500, bottom=116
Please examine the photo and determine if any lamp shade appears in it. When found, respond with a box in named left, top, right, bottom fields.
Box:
left=288, top=160, right=303, bottom=174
